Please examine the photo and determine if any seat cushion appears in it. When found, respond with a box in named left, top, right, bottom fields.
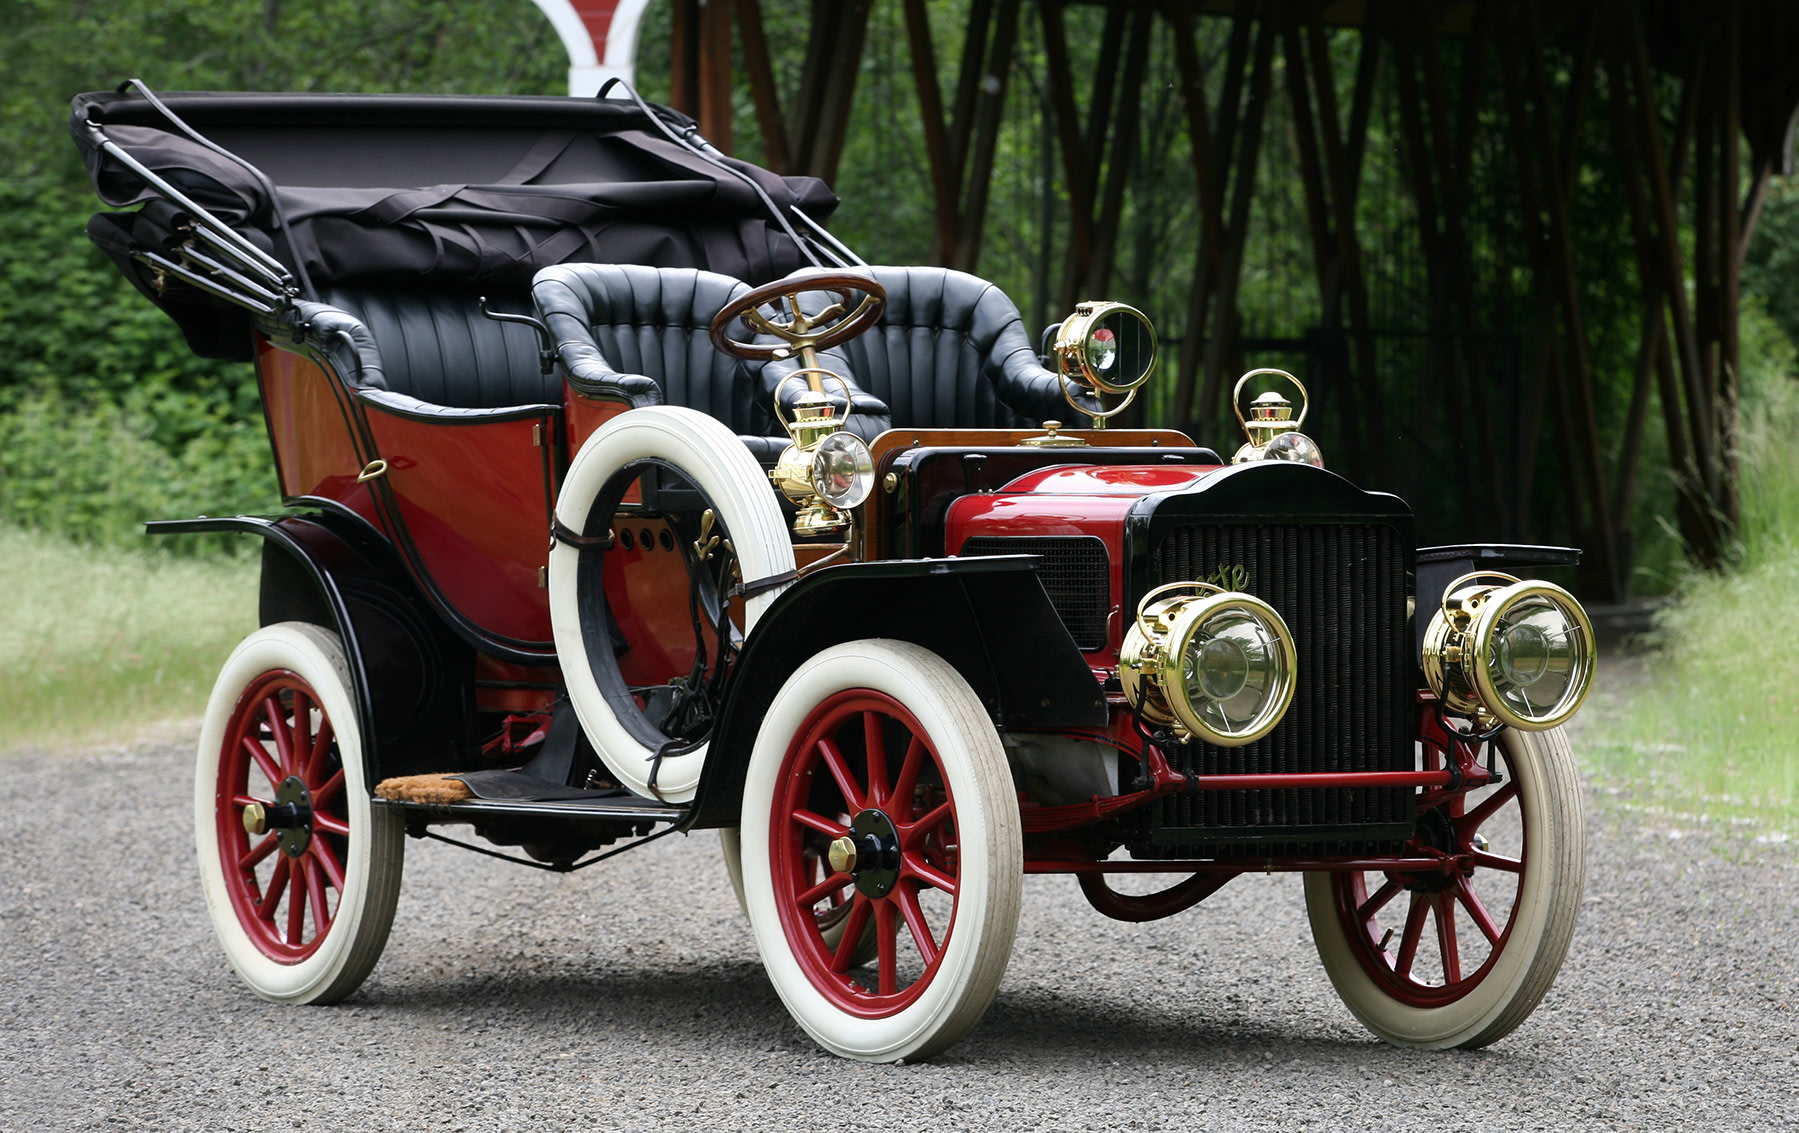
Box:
left=791, top=266, right=1069, bottom=429
left=533, top=264, right=758, bottom=430
left=322, top=286, right=556, bottom=409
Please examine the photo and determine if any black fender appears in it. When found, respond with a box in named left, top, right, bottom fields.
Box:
left=686, top=555, right=1107, bottom=828
left=149, top=512, right=477, bottom=784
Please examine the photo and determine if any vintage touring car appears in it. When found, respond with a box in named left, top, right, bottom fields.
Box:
left=72, top=83, right=1594, bottom=1062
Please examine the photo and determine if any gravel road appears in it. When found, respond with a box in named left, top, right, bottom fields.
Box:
left=3, top=700, right=1796, bottom=1133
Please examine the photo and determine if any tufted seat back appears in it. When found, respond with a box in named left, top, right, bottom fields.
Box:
left=532, top=263, right=764, bottom=430
left=787, top=266, right=1076, bottom=430
left=320, top=286, right=557, bottom=408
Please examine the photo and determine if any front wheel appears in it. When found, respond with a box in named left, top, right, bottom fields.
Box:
left=194, top=622, right=404, bottom=1004
left=739, top=640, right=1021, bottom=1063
left=1304, top=725, right=1585, bottom=1049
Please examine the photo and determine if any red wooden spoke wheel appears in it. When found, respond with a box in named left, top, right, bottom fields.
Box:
left=772, top=689, right=960, bottom=1016
left=215, top=669, right=350, bottom=962
left=195, top=623, right=403, bottom=1005
left=1304, top=725, right=1585, bottom=1049
left=741, top=640, right=1020, bottom=1063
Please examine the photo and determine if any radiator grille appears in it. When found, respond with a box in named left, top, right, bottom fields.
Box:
left=960, top=535, right=1110, bottom=650
left=1144, top=522, right=1412, bottom=856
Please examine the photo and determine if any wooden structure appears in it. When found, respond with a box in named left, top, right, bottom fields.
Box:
left=652, top=0, right=1799, bottom=599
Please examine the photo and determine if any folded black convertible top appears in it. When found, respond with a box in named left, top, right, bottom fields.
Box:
left=71, top=89, right=840, bottom=359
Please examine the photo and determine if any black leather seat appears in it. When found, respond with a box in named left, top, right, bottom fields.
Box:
left=317, top=286, right=557, bottom=408
left=775, top=266, right=1084, bottom=430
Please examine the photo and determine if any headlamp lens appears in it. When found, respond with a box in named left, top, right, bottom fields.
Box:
left=1486, top=595, right=1581, bottom=720
left=809, top=431, right=875, bottom=509
left=1180, top=608, right=1286, bottom=734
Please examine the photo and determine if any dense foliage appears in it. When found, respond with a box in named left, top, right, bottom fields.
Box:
left=0, top=0, right=560, bottom=549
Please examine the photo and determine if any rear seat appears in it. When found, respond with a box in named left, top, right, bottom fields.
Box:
left=319, top=287, right=558, bottom=409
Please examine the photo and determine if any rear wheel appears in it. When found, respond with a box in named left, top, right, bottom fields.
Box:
left=194, top=622, right=403, bottom=1004
left=1304, top=725, right=1584, bottom=1048
left=740, top=640, right=1021, bottom=1062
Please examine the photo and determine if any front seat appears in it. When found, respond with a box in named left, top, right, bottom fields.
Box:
left=532, top=262, right=892, bottom=463
left=773, top=265, right=1087, bottom=430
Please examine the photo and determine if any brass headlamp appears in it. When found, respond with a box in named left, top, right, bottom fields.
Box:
left=770, top=371, right=874, bottom=538
left=1051, top=300, right=1157, bottom=429
left=1421, top=571, right=1595, bottom=731
left=1120, top=581, right=1298, bottom=746
left=1232, top=369, right=1324, bottom=467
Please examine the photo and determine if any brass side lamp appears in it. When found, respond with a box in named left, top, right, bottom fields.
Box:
left=1231, top=369, right=1324, bottom=467
left=1050, top=301, right=1158, bottom=429
left=769, top=371, right=875, bottom=539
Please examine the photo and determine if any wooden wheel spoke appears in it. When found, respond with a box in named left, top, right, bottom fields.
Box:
left=830, top=898, right=873, bottom=974
left=291, top=691, right=313, bottom=778
left=862, top=711, right=889, bottom=807
left=891, top=737, right=927, bottom=815
left=303, top=712, right=334, bottom=787
left=798, top=871, right=853, bottom=907
left=895, top=884, right=940, bottom=968
left=1469, top=849, right=1523, bottom=874
left=285, top=860, right=307, bottom=945
left=311, top=837, right=346, bottom=893
left=1457, top=783, right=1519, bottom=840
left=875, top=899, right=898, bottom=997
left=792, top=809, right=848, bottom=839
left=899, top=800, right=953, bottom=849
left=903, top=854, right=957, bottom=897
left=302, top=855, right=329, bottom=935
left=243, top=737, right=282, bottom=791
left=1395, top=892, right=1428, bottom=977
left=264, top=695, right=296, bottom=776
left=817, top=739, right=866, bottom=811
left=1454, top=877, right=1504, bottom=946
left=256, top=857, right=290, bottom=920
left=1434, top=893, right=1462, bottom=984
left=310, top=769, right=345, bottom=808
left=240, top=833, right=278, bottom=871
left=1358, top=877, right=1403, bottom=923
left=312, top=813, right=350, bottom=838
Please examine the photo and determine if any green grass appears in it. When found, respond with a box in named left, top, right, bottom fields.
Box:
left=1582, top=369, right=1799, bottom=835
left=0, top=525, right=257, bottom=752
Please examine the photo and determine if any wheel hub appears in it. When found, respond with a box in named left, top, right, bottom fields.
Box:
left=833, top=809, right=902, bottom=898
left=1403, top=808, right=1457, bottom=893
left=242, top=776, right=314, bottom=858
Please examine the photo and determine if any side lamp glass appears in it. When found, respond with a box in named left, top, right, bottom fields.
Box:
left=1421, top=571, right=1596, bottom=731
left=809, top=431, right=874, bottom=509
left=1231, top=368, right=1324, bottom=469
left=1120, top=581, right=1298, bottom=747
left=1050, top=300, right=1158, bottom=428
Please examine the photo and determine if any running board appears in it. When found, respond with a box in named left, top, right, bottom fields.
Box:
left=373, top=795, right=689, bottom=824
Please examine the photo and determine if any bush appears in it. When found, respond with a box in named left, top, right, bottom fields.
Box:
left=0, top=183, right=276, bottom=549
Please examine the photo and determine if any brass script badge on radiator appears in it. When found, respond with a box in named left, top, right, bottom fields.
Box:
left=1198, top=563, right=1251, bottom=591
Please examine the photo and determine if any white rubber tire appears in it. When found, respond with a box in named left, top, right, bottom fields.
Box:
left=194, top=622, right=404, bottom=1004
left=549, top=406, right=795, bottom=802
left=740, top=640, right=1022, bottom=1063
left=1304, top=726, right=1585, bottom=1049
